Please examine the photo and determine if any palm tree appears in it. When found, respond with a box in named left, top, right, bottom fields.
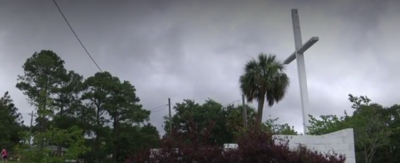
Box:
left=239, top=53, right=290, bottom=129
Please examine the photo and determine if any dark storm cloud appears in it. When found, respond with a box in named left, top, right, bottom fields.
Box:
left=0, top=0, right=399, bottom=135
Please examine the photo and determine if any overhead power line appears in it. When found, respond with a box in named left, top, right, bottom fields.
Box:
left=52, top=0, right=103, bottom=72
left=151, top=107, right=167, bottom=113
left=150, top=104, right=168, bottom=112
left=224, top=99, right=241, bottom=107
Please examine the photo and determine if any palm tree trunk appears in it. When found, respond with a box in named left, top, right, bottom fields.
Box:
left=256, top=95, right=265, bottom=130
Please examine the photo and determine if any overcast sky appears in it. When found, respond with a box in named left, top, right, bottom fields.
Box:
left=0, top=0, right=399, bottom=135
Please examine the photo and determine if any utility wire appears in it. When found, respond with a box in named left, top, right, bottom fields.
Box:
left=151, top=106, right=167, bottom=113
left=149, top=104, right=168, bottom=112
left=52, top=0, right=103, bottom=72
left=224, top=99, right=241, bottom=107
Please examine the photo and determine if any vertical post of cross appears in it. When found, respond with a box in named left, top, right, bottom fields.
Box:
left=283, top=9, right=319, bottom=135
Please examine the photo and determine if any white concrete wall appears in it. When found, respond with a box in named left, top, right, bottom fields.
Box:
left=273, top=128, right=356, bottom=163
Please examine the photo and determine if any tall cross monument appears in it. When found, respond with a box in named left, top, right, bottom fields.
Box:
left=283, top=9, right=319, bottom=135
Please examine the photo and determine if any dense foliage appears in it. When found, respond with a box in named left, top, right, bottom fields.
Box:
left=308, top=94, right=396, bottom=163
left=126, top=119, right=345, bottom=163
left=2, top=49, right=399, bottom=163
left=17, top=126, right=89, bottom=163
left=0, top=91, right=26, bottom=151
left=8, top=50, right=159, bottom=163
left=163, top=99, right=297, bottom=146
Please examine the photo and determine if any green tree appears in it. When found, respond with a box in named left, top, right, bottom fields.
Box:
left=226, top=105, right=297, bottom=135
left=348, top=94, right=391, bottom=163
left=239, top=53, right=290, bottom=129
left=308, top=114, right=351, bottom=135
left=308, top=94, right=392, bottom=163
left=16, top=50, right=89, bottom=161
left=375, top=104, right=400, bottom=163
left=80, top=72, right=113, bottom=162
left=82, top=71, right=152, bottom=162
left=17, top=126, right=89, bottom=163
left=226, top=104, right=256, bottom=134
left=0, top=91, right=25, bottom=150
left=16, top=50, right=67, bottom=133
left=117, top=123, right=160, bottom=161
left=164, top=99, right=234, bottom=145
left=16, top=50, right=69, bottom=155
left=52, top=70, right=83, bottom=120
left=51, top=70, right=84, bottom=156
left=263, top=116, right=298, bottom=135
left=105, top=75, right=150, bottom=162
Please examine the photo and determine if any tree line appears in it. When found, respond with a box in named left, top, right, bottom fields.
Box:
left=4, top=50, right=159, bottom=162
left=0, top=50, right=295, bottom=162
left=0, top=50, right=398, bottom=163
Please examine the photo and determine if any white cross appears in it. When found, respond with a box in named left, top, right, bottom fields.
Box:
left=283, top=9, right=319, bottom=135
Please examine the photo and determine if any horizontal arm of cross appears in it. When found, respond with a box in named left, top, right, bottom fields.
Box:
left=283, top=37, right=319, bottom=64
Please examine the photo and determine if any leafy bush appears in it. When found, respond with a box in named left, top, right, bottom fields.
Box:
left=125, top=119, right=346, bottom=163
left=16, top=126, right=89, bottom=163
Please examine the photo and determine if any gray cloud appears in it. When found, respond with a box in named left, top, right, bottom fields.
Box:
left=0, top=0, right=399, bottom=135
